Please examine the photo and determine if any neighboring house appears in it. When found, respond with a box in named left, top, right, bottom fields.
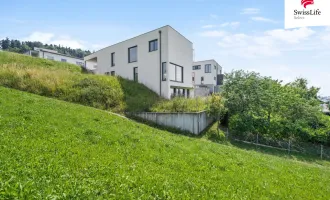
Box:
left=321, top=103, right=330, bottom=115
left=192, top=59, right=223, bottom=95
left=26, top=47, right=85, bottom=66
left=84, top=25, right=194, bottom=99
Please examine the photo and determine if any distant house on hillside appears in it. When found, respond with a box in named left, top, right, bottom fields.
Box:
left=321, top=104, right=330, bottom=115
left=25, top=47, right=84, bottom=67
left=192, top=59, right=224, bottom=96
left=85, top=25, right=194, bottom=99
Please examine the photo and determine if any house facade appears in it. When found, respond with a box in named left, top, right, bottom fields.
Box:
left=192, top=59, right=223, bottom=95
left=27, top=47, right=84, bottom=66
left=84, top=25, right=194, bottom=99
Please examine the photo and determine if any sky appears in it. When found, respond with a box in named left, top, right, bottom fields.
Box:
left=1, top=0, right=330, bottom=95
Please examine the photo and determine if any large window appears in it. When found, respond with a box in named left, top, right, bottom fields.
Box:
left=133, top=67, right=138, bottom=82
left=169, top=63, right=183, bottom=83
left=111, top=52, right=115, bottom=66
left=111, top=71, right=115, bottom=76
left=128, top=46, right=137, bottom=63
left=47, top=56, right=54, bottom=60
left=205, top=64, right=211, bottom=73
left=149, top=39, right=158, bottom=52
left=76, top=61, right=84, bottom=66
left=193, top=65, right=201, bottom=70
left=162, top=62, right=167, bottom=81
left=61, top=58, right=67, bottom=62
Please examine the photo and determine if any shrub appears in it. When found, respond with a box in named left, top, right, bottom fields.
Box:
left=203, top=122, right=226, bottom=142
left=151, top=97, right=207, bottom=113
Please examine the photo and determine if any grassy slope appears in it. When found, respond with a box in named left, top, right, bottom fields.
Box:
left=0, top=51, right=161, bottom=112
left=0, top=87, right=330, bottom=199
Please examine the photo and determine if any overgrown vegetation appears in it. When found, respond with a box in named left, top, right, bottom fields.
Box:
left=0, top=37, right=91, bottom=58
left=1, top=87, right=330, bottom=199
left=150, top=97, right=207, bottom=112
left=222, top=70, right=330, bottom=145
left=0, top=51, right=161, bottom=112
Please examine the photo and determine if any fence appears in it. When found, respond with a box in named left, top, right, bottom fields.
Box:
left=130, top=111, right=214, bottom=135
left=226, top=129, right=330, bottom=160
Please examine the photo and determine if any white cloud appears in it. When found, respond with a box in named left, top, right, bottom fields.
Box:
left=23, top=32, right=55, bottom=43
left=91, top=44, right=104, bottom=51
left=22, top=32, right=86, bottom=49
left=265, top=27, right=315, bottom=43
left=200, top=30, right=227, bottom=37
left=201, top=22, right=240, bottom=29
left=50, top=40, right=85, bottom=49
left=215, top=27, right=318, bottom=58
left=202, top=24, right=217, bottom=29
left=210, top=14, right=218, bottom=19
left=220, top=22, right=240, bottom=28
left=251, top=17, right=277, bottom=23
left=241, top=8, right=260, bottom=15
left=321, top=28, right=330, bottom=41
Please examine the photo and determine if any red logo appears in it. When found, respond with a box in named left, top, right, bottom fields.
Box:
left=301, top=0, right=314, bottom=8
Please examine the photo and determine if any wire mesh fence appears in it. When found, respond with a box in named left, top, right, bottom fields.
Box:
left=226, top=129, right=330, bottom=160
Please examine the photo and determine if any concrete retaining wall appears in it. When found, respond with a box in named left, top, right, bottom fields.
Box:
left=132, top=111, right=214, bottom=135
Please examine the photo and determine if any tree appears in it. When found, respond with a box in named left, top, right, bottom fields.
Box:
left=222, top=70, right=324, bottom=142
left=207, top=94, right=227, bottom=135
left=1, top=38, right=10, bottom=49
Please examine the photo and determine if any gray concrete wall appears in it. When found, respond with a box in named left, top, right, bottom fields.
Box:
left=194, top=87, right=210, bottom=97
left=132, top=111, right=214, bottom=135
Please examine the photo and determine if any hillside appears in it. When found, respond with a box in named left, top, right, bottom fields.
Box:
left=0, top=87, right=329, bottom=199
left=0, top=51, right=161, bottom=112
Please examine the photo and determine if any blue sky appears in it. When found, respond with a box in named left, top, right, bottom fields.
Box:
left=1, top=0, right=330, bottom=95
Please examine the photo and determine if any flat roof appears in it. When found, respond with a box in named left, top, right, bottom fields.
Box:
left=87, top=25, right=193, bottom=57
left=36, top=49, right=84, bottom=60
left=193, top=59, right=221, bottom=66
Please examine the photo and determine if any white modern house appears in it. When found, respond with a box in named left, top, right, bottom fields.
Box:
left=84, top=25, right=194, bottom=99
left=192, top=59, right=223, bottom=95
left=26, top=47, right=85, bottom=66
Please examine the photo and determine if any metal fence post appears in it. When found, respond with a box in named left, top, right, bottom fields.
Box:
left=321, top=145, right=324, bottom=160
left=288, top=139, right=291, bottom=154
left=256, top=134, right=259, bottom=144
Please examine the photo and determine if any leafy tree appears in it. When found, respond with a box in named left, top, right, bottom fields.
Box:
left=1, top=38, right=10, bottom=49
left=222, top=70, right=325, bottom=143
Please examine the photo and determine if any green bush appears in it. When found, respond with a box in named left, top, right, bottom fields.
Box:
left=203, top=122, right=226, bottom=142
left=151, top=97, right=207, bottom=112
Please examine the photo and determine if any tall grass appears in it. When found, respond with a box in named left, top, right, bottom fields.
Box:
left=151, top=97, right=208, bottom=112
left=0, top=51, right=161, bottom=112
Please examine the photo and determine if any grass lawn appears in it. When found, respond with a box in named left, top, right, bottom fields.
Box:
left=0, top=87, right=330, bottom=199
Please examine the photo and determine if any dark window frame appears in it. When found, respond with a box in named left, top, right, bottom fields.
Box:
left=133, top=67, right=138, bottom=82
left=193, top=65, right=201, bottom=70
left=149, top=39, right=158, bottom=52
left=111, top=52, right=115, bottom=67
left=128, top=46, right=138, bottom=63
left=205, top=64, right=212, bottom=73
left=162, top=62, right=167, bottom=81
left=170, top=62, right=184, bottom=83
